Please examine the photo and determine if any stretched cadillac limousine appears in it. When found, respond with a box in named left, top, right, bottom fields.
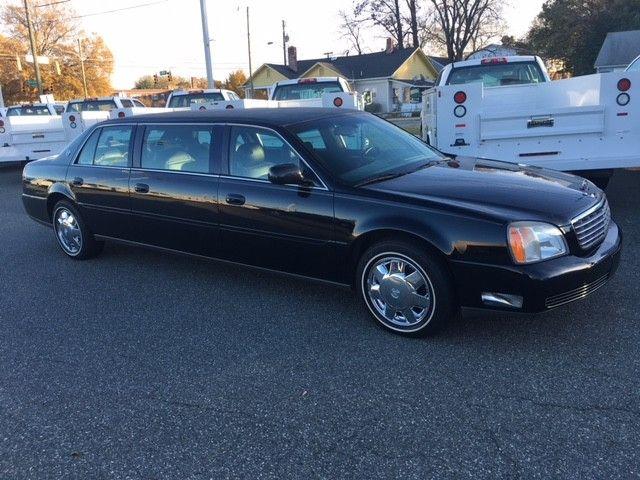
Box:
left=22, top=108, right=622, bottom=335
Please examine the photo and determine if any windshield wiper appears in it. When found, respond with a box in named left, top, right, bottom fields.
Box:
left=354, top=172, right=407, bottom=187
left=354, top=160, right=440, bottom=188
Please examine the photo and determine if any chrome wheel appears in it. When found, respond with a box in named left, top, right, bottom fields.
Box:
left=54, top=207, right=83, bottom=255
left=365, top=254, right=435, bottom=328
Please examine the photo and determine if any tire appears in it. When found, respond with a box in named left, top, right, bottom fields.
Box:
left=356, top=240, right=456, bottom=336
left=52, top=200, right=104, bottom=259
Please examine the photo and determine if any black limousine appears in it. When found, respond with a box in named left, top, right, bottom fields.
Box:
left=22, top=108, right=622, bottom=335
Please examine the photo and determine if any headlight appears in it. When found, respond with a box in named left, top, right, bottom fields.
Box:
left=508, top=222, right=567, bottom=264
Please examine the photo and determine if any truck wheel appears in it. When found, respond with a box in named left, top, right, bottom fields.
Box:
left=357, top=240, right=456, bottom=336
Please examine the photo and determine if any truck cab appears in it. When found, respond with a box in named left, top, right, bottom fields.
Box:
left=6, top=103, right=60, bottom=117
left=270, top=77, right=352, bottom=101
left=435, top=56, right=551, bottom=88
left=165, top=89, right=240, bottom=108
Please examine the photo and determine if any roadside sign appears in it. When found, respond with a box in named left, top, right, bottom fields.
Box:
left=25, top=54, right=50, bottom=65
left=26, top=79, right=38, bottom=88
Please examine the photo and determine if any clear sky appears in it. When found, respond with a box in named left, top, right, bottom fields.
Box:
left=18, top=0, right=546, bottom=88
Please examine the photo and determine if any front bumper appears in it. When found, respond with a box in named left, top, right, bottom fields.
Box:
left=451, top=221, right=622, bottom=313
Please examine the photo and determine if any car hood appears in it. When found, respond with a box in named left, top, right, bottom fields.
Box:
left=365, top=157, right=603, bottom=225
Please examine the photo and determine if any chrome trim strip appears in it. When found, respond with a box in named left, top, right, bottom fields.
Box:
left=131, top=167, right=219, bottom=178
left=218, top=174, right=328, bottom=191
left=571, top=197, right=606, bottom=225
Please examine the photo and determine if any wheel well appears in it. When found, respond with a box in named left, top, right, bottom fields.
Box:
left=46, top=193, right=71, bottom=221
left=347, top=229, right=449, bottom=286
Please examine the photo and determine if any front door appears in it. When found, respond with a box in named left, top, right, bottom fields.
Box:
left=128, top=123, right=222, bottom=256
left=218, top=125, right=335, bottom=280
left=66, top=124, right=134, bottom=239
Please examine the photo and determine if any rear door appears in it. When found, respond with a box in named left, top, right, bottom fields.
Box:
left=128, top=122, right=222, bottom=256
left=67, top=124, right=134, bottom=238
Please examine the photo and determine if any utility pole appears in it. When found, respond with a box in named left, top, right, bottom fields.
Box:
left=23, top=0, right=43, bottom=95
left=77, top=39, right=88, bottom=97
left=246, top=6, right=254, bottom=99
left=199, top=0, right=214, bottom=89
left=282, top=20, right=288, bottom=66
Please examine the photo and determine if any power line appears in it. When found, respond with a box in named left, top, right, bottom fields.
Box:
left=35, top=0, right=71, bottom=7
left=71, top=0, right=168, bottom=19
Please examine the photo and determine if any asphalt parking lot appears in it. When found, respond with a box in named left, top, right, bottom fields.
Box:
left=1, top=167, right=639, bottom=479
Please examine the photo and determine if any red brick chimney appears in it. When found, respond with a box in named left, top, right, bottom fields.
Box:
left=288, top=46, right=298, bottom=72
left=385, top=38, right=395, bottom=54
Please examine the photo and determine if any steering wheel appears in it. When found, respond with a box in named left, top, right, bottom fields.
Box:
left=363, top=145, right=380, bottom=158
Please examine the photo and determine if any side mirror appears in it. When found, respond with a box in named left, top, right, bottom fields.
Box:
left=268, top=163, right=308, bottom=186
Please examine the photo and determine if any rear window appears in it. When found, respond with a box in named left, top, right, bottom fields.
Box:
left=7, top=106, right=52, bottom=116
left=272, top=81, right=343, bottom=101
left=447, top=61, right=545, bottom=87
left=168, top=92, right=224, bottom=108
left=66, top=100, right=117, bottom=112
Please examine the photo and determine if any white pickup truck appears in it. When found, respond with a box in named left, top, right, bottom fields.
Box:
left=421, top=56, right=639, bottom=187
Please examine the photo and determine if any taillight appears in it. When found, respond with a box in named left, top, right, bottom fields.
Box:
left=454, top=91, right=467, bottom=104
left=118, top=111, right=125, bottom=118
left=618, top=78, right=631, bottom=92
left=333, top=97, right=343, bottom=107
left=617, top=93, right=630, bottom=106
left=68, top=115, right=76, bottom=122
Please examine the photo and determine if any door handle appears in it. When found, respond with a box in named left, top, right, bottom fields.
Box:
left=225, top=193, right=245, bottom=206
left=134, top=183, right=150, bottom=194
left=71, top=177, right=83, bottom=186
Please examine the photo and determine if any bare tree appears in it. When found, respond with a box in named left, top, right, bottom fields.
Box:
left=423, top=0, right=506, bottom=61
left=405, top=0, right=420, bottom=48
left=357, top=0, right=408, bottom=49
left=339, top=8, right=365, bottom=55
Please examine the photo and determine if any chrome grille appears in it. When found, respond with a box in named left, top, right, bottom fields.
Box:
left=545, top=274, right=610, bottom=309
left=571, top=198, right=611, bottom=251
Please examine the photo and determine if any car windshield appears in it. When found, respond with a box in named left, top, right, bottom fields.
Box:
left=67, top=100, right=117, bottom=112
left=272, top=81, right=343, bottom=100
left=289, top=114, right=442, bottom=186
left=168, top=92, right=224, bottom=108
left=447, top=61, right=545, bottom=87
left=7, top=106, right=52, bottom=116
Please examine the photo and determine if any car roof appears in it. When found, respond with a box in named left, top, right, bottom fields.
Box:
left=101, top=107, right=364, bottom=128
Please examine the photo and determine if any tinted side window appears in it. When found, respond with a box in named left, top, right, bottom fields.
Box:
left=141, top=124, right=213, bottom=173
left=120, top=99, right=133, bottom=108
left=93, top=126, right=133, bottom=167
left=228, top=126, right=319, bottom=185
left=76, top=129, right=101, bottom=165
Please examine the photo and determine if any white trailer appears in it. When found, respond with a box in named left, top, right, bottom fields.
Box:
left=421, top=56, right=640, bottom=186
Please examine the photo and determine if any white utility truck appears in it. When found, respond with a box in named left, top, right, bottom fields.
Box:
left=194, top=78, right=365, bottom=111
left=421, top=56, right=639, bottom=187
left=165, top=89, right=240, bottom=108
left=269, top=77, right=364, bottom=109
left=0, top=102, right=66, bottom=163
left=62, top=96, right=147, bottom=142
